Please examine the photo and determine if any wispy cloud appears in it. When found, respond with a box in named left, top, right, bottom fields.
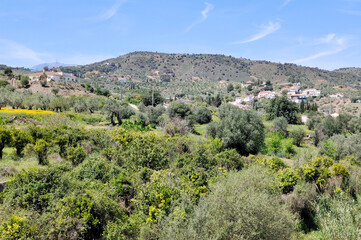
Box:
left=0, top=39, right=50, bottom=67
left=293, top=34, right=349, bottom=64
left=279, top=0, right=292, bottom=9
left=233, top=21, right=281, bottom=44
left=97, top=0, right=128, bottom=21
left=314, top=33, right=336, bottom=44
left=340, top=9, right=361, bottom=16
left=185, top=2, right=214, bottom=33
left=293, top=48, right=344, bottom=64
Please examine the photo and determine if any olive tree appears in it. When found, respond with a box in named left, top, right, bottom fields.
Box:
left=207, top=104, right=265, bottom=155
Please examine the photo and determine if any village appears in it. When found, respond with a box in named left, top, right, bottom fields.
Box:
left=229, top=80, right=321, bottom=109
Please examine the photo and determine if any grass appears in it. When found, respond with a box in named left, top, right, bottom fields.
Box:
left=0, top=148, right=41, bottom=182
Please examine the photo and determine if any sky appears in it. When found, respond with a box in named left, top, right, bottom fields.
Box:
left=1, top=0, right=361, bottom=70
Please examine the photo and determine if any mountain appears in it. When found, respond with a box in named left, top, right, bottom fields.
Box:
left=58, top=51, right=361, bottom=88
left=32, top=62, right=75, bottom=71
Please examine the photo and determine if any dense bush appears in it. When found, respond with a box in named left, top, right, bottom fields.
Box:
left=167, top=101, right=191, bottom=119
left=266, top=95, right=299, bottom=124
left=207, top=104, right=265, bottom=155
left=274, top=116, right=288, bottom=135
left=160, top=165, right=298, bottom=239
left=193, top=106, right=212, bottom=124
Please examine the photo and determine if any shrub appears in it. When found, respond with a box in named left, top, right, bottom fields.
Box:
left=20, top=76, right=30, bottom=87
left=0, top=215, right=38, bottom=239
left=162, top=118, right=192, bottom=137
left=332, top=163, right=349, bottom=177
left=34, top=139, right=49, bottom=165
left=277, top=168, right=299, bottom=193
left=290, top=127, right=306, bottom=147
left=193, top=106, right=212, bottom=124
left=0, top=128, right=11, bottom=159
left=67, top=146, right=87, bottom=166
left=160, top=165, right=298, bottom=239
left=10, top=128, right=33, bottom=156
left=167, top=101, right=191, bottom=119
left=266, top=95, right=299, bottom=124
left=141, top=90, right=164, bottom=106
left=207, top=104, right=265, bottom=155
left=274, top=117, right=288, bottom=135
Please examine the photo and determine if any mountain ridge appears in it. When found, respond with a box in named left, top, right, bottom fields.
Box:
left=57, top=51, right=361, bottom=88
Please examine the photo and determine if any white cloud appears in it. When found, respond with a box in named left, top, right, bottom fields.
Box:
left=314, top=33, right=336, bottom=44
left=293, top=48, right=344, bottom=64
left=340, top=9, right=361, bottom=16
left=0, top=39, right=51, bottom=67
left=233, top=21, right=281, bottom=44
left=293, top=34, right=349, bottom=64
left=97, top=0, right=128, bottom=21
left=185, top=2, right=214, bottom=33
left=280, top=0, right=292, bottom=9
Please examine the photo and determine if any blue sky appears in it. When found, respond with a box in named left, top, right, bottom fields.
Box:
left=1, top=0, right=361, bottom=70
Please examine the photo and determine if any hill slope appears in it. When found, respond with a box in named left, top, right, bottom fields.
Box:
left=59, top=52, right=361, bottom=88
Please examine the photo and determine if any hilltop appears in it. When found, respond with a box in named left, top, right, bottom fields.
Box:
left=59, top=51, right=361, bottom=88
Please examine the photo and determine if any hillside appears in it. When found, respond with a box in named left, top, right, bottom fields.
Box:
left=59, top=52, right=361, bottom=88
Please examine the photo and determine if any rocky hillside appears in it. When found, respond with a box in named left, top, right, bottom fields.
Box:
left=59, top=52, right=361, bottom=88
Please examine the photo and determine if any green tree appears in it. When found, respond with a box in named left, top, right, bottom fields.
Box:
left=290, top=127, right=306, bottom=147
left=161, top=165, right=298, bottom=239
left=51, top=87, right=59, bottom=95
left=193, top=106, right=212, bottom=124
left=141, top=90, right=164, bottom=106
left=20, top=75, right=30, bottom=87
left=168, top=101, right=191, bottom=119
left=207, top=104, right=265, bottom=155
left=0, top=128, right=11, bottom=159
left=227, top=83, right=234, bottom=93
left=39, top=73, right=47, bottom=87
left=34, top=139, right=49, bottom=165
left=274, top=117, right=288, bottom=135
left=66, top=146, right=87, bottom=166
left=11, top=128, right=33, bottom=156
left=4, top=67, right=13, bottom=79
left=267, top=95, right=299, bottom=124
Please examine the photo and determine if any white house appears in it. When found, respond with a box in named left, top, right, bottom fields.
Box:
left=229, top=102, right=250, bottom=109
left=235, top=97, right=243, bottom=103
left=29, top=71, right=76, bottom=82
left=289, top=94, right=306, bottom=103
left=258, top=91, right=279, bottom=99
left=243, top=95, right=255, bottom=102
left=303, top=88, right=321, bottom=97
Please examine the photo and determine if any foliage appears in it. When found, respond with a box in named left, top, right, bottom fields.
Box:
left=314, top=194, right=361, bottom=239
left=0, top=215, right=38, bottom=240
left=20, top=76, right=30, bottom=87
left=167, top=101, right=191, bottom=119
left=10, top=128, right=33, bottom=156
left=34, top=139, right=49, bottom=165
left=207, top=104, right=265, bottom=155
left=277, top=168, right=299, bottom=193
left=141, top=90, right=164, bottom=106
left=160, top=165, right=298, bottom=239
left=193, top=106, right=212, bottom=124
left=66, top=146, right=87, bottom=166
left=0, top=128, right=11, bottom=159
left=162, top=118, right=192, bottom=137
left=290, top=127, right=306, bottom=147
left=266, top=95, right=299, bottom=124
left=274, top=116, right=288, bottom=135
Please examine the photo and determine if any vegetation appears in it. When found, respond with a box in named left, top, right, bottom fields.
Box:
left=1, top=63, right=361, bottom=239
